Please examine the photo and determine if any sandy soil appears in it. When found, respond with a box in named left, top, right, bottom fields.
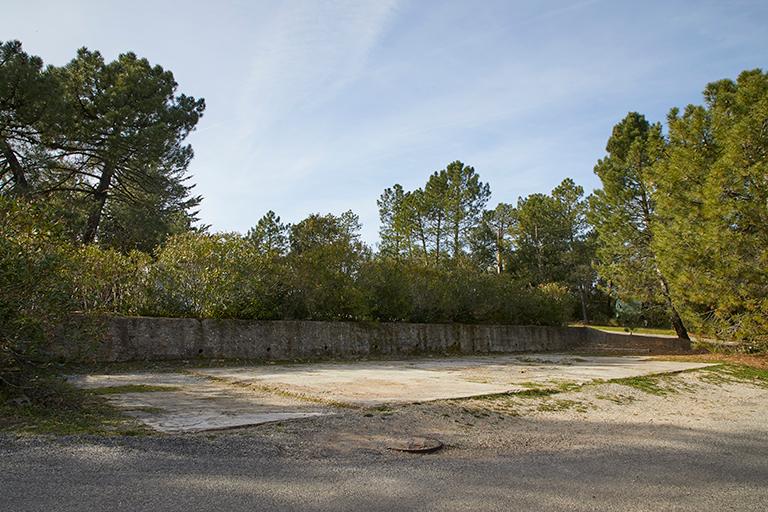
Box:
left=237, top=368, right=768, bottom=458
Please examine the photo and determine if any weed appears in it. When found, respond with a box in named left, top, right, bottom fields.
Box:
left=611, top=375, right=671, bottom=395
left=700, top=364, right=768, bottom=388
left=1, top=379, right=150, bottom=435
left=537, top=399, right=587, bottom=412
left=517, top=381, right=544, bottom=389
left=509, top=381, right=582, bottom=398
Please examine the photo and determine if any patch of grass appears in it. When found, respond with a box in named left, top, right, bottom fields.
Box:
left=452, top=381, right=584, bottom=403
left=610, top=375, right=672, bottom=395
left=516, top=381, right=546, bottom=389
left=537, top=399, right=587, bottom=412
left=512, top=388, right=561, bottom=398
left=699, top=364, right=768, bottom=388
left=513, top=381, right=583, bottom=397
left=582, top=325, right=676, bottom=336
left=89, top=384, right=181, bottom=395
left=0, top=378, right=151, bottom=436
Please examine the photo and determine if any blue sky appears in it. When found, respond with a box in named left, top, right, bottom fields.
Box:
left=3, top=0, right=767, bottom=243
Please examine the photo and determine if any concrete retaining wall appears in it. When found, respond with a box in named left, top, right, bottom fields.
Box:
left=54, top=317, right=691, bottom=362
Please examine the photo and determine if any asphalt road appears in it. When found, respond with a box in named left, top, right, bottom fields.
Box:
left=2, top=418, right=766, bottom=512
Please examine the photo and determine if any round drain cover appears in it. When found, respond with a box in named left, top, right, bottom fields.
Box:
left=387, top=436, right=444, bottom=453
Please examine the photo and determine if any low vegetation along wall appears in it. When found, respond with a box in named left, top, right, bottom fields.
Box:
left=57, top=317, right=691, bottom=363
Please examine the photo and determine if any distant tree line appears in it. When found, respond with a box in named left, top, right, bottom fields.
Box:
left=2, top=39, right=766, bottom=389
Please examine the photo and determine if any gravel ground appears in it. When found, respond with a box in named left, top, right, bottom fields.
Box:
left=1, top=369, right=767, bottom=511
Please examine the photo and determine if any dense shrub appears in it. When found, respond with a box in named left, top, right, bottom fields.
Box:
left=357, top=259, right=573, bottom=325
left=145, top=232, right=287, bottom=319
left=131, top=234, right=575, bottom=325
left=68, top=246, right=150, bottom=315
left=1, top=197, right=576, bottom=397
left=0, top=199, right=77, bottom=389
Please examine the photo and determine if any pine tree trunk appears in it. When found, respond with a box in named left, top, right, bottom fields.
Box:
left=0, top=138, right=29, bottom=194
left=657, top=271, right=690, bottom=340
left=668, top=305, right=689, bottom=340
left=579, top=284, right=589, bottom=324
left=82, top=162, right=115, bottom=244
left=454, top=224, right=460, bottom=259
left=496, top=225, right=503, bottom=274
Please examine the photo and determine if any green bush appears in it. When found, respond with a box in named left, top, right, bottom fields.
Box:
left=145, top=232, right=286, bottom=319
left=357, top=260, right=573, bottom=325
left=1, top=197, right=576, bottom=396
left=0, top=199, right=77, bottom=390
left=67, top=245, right=150, bottom=315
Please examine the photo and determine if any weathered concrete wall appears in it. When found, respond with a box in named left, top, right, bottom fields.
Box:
left=53, top=317, right=691, bottom=363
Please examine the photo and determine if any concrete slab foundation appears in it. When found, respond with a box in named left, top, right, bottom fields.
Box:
left=195, top=354, right=714, bottom=406
left=70, top=354, right=715, bottom=433
left=68, top=373, right=328, bottom=433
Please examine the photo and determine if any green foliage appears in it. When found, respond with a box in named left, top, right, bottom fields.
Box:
left=358, top=260, right=573, bottom=325
left=507, top=179, right=603, bottom=323
left=589, top=113, right=666, bottom=302
left=284, top=211, right=369, bottom=320
left=68, top=245, right=150, bottom=314
left=0, top=198, right=76, bottom=386
left=378, top=161, right=490, bottom=263
left=469, top=202, right=515, bottom=272
left=53, top=48, right=205, bottom=244
left=0, top=40, right=204, bottom=251
left=377, top=184, right=410, bottom=258
left=246, top=210, right=288, bottom=256
left=653, top=70, right=768, bottom=344
left=378, top=166, right=600, bottom=323
left=97, top=170, right=202, bottom=253
left=590, top=112, right=688, bottom=336
left=147, top=232, right=286, bottom=319
left=0, top=40, right=60, bottom=195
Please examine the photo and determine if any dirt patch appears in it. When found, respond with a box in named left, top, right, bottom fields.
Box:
left=235, top=368, right=767, bottom=458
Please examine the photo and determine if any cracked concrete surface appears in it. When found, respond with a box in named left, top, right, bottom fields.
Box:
left=68, top=373, right=329, bottom=433
left=69, top=354, right=715, bottom=432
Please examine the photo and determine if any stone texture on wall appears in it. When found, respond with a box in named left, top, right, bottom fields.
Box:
left=55, top=316, right=692, bottom=363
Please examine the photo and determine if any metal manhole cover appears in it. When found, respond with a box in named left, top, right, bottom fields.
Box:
left=387, top=436, right=444, bottom=453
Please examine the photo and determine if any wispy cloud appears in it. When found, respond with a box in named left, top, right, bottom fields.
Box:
left=235, top=0, right=400, bottom=139
left=4, top=0, right=767, bottom=242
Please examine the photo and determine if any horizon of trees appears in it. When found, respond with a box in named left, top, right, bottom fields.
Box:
left=2, top=40, right=767, bottom=367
